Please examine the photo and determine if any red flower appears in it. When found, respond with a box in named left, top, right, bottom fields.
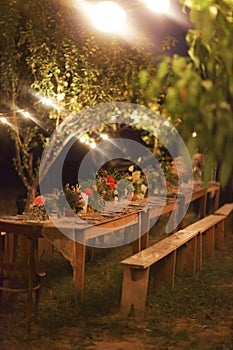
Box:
left=107, top=176, right=115, bottom=183
left=33, top=195, right=45, bottom=207
left=83, top=188, right=94, bottom=196
left=110, top=183, right=117, bottom=189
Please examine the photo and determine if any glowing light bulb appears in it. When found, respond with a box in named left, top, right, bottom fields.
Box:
left=192, top=131, right=197, bottom=138
left=90, top=1, right=126, bottom=33
left=0, top=117, right=7, bottom=124
left=101, top=133, right=109, bottom=140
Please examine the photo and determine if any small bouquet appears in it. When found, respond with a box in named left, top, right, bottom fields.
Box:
left=31, top=195, right=48, bottom=221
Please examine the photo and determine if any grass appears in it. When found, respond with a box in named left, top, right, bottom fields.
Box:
left=0, top=201, right=233, bottom=349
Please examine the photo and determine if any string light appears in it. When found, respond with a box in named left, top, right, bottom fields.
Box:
left=39, top=96, right=60, bottom=110
left=0, top=117, right=7, bottom=124
left=163, top=120, right=170, bottom=127
left=80, top=136, right=86, bottom=143
left=192, top=131, right=197, bottom=138
left=19, top=110, right=32, bottom=119
left=100, top=133, right=109, bottom=140
left=0, top=92, right=65, bottom=131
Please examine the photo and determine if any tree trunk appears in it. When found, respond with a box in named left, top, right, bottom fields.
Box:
left=24, top=186, right=37, bottom=213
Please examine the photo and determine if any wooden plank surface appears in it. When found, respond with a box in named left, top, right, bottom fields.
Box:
left=182, top=215, right=225, bottom=234
left=121, top=230, right=197, bottom=269
left=215, top=203, right=233, bottom=216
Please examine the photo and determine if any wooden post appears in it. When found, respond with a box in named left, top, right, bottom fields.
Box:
left=196, top=233, right=202, bottom=272
left=225, top=213, right=233, bottom=237
left=120, top=267, right=149, bottom=320
left=132, top=212, right=142, bottom=253
left=176, top=237, right=197, bottom=277
left=151, top=251, right=176, bottom=291
left=215, top=220, right=225, bottom=250
left=72, top=240, right=86, bottom=308
left=176, top=194, right=186, bottom=231
left=140, top=210, right=150, bottom=250
left=202, top=226, right=215, bottom=258
left=200, top=191, right=207, bottom=218
left=214, top=187, right=220, bottom=211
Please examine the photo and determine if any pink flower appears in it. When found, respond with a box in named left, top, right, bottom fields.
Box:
left=33, top=195, right=45, bottom=207
left=83, top=188, right=94, bottom=196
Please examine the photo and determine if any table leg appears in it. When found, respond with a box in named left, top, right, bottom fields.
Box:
left=200, top=191, right=207, bottom=218
left=132, top=212, right=142, bottom=253
left=214, top=187, right=220, bottom=211
left=176, top=194, right=186, bottom=231
left=72, top=241, right=86, bottom=308
left=140, top=210, right=149, bottom=250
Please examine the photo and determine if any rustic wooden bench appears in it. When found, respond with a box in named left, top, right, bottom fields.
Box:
left=215, top=203, right=233, bottom=236
left=182, top=214, right=225, bottom=271
left=120, top=213, right=227, bottom=320
left=120, top=229, right=198, bottom=320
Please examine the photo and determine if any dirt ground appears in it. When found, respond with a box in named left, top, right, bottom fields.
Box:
left=0, top=218, right=232, bottom=350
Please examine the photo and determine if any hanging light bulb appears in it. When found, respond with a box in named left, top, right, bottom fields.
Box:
left=90, top=1, right=126, bottom=33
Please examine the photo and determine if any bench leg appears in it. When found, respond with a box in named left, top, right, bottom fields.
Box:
left=200, top=192, right=207, bottom=218
left=196, top=233, right=202, bottom=272
left=120, top=267, right=149, bottom=320
left=202, top=227, right=215, bottom=259
left=176, top=237, right=197, bottom=277
left=225, top=214, right=233, bottom=237
left=215, top=220, right=225, bottom=250
left=151, top=251, right=176, bottom=291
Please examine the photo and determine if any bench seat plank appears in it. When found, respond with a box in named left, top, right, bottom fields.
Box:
left=121, top=230, right=197, bottom=270
left=215, top=203, right=233, bottom=236
left=182, top=215, right=225, bottom=234
left=215, top=203, right=233, bottom=216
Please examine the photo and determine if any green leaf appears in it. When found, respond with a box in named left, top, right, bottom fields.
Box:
left=219, top=161, right=233, bottom=188
left=203, top=153, right=214, bottom=186
left=157, top=60, right=169, bottom=80
left=139, top=70, right=148, bottom=88
left=201, top=80, right=213, bottom=91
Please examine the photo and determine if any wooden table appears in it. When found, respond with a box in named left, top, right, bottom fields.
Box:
left=0, top=182, right=220, bottom=307
left=0, top=209, right=143, bottom=307
left=0, top=198, right=174, bottom=306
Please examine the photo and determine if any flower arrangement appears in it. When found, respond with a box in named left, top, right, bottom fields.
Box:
left=192, top=153, right=204, bottom=181
left=31, top=184, right=85, bottom=220
left=61, top=184, right=85, bottom=214
left=95, top=171, right=118, bottom=202
left=79, top=170, right=119, bottom=212
left=127, top=166, right=148, bottom=200
left=30, top=159, right=180, bottom=220
left=126, top=159, right=179, bottom=198
left=31, top=195, right=48, bottom=221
